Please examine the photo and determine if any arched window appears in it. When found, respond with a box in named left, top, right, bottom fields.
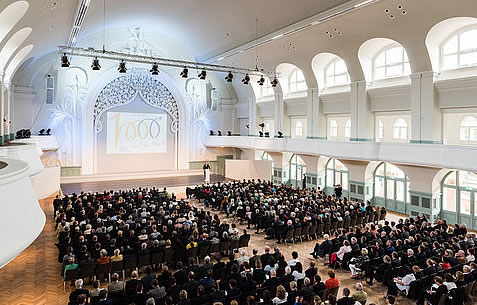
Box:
left=325, top=58, right=349, bottom=87
left=393, top=118, right=408, bottom=139
left=460, top=115, right=477, bottom=141
left=260, top=78, right=274, bottom=97
left=344, top=119, right=351, bottom=138
left=442, top=28, right=477, bottom=71
left=374, top=162, right=408, bottom=210
left=289, top=154, right=306, bottom=187
left=377, top=119, right=384, bottom=141
left=261, top=152, right=274, bottom=180
left=329, top=120, right=338, bottom=138
left=373, top=45, right=411, bottom=80
left=289, top=69, right=307, bottom=93
left=442, top=171, right=477, bottom=223
left=326, top=158, right=349, bottom=192
left=295, top=120, right=303, bottom=137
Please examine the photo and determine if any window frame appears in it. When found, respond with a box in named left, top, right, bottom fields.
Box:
left=460, top=115, right=477, bottom=141
left=440, top=25, right=477, bottom=72
left=329, top=119, right=338, bottom=138
left=289, top=68, right=307, bottom=93
left=324, top=57, right=350, bottom=88
left=372, top=43, right=411, bottom=80
left=393, top=118, right=408, bottom=140
left=344, top=119, right=351, bottom=138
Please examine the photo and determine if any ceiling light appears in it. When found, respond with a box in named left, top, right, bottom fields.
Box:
left=180, top=67, right=188, bottom=78
left=217, top=56, right=225, bottom=61
left=61, top=53, right=70, bottom=67
left=257, top=75, right=265, bottom=86
left=150, top=63, right=159, bottom=75
left=225, top=71, right=234, bottom=82
left=354, top=0, right=374, bottom=8
left=198, top=70, right=207, bottom=80
left=271, top=78, right=279, bottom=87
left=272, top=34, right=284, bottom=40
left=242, top=74, right=250, bottom=85
left=91, top=57, right=101, bottom=70
left=118, top=60, right=127, bottom=73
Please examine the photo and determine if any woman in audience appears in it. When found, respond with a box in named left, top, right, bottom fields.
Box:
left=466, top=248, right=475, bottom=263
left=272, top=285, right=287, bottom=304
left=325, top=270, right=339, bottom=298
left=348, top=248, right=369, bottom=279
left=110, top=249, right=123, bottom=262
left=259, top=289, right=273, bottom=305
left=455, top=271, right=466, bottom=287
left=455, top=250, right=467, bottom=264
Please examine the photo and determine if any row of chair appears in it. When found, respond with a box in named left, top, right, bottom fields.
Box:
left=64, top=237, right=251, bottom=291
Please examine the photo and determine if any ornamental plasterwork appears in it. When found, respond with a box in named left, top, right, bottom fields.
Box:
left=93, top=68, right=179, bottom=133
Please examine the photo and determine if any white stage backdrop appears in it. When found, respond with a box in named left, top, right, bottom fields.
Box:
left=107, top=112, right=167, bottom=154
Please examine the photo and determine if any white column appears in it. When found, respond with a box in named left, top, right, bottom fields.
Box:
left=410, top=71, right=441, bottom=143
left=350, top=81, right=373, bottom=141
left=274, top=91, right=284, bottom=136
left=5, top=81, right=11, bottom=139
left=248, top=96, right=257, bottom=135
left=0, top=72, right=4, bottom=143
left=306, top=87, right=326, bottom=138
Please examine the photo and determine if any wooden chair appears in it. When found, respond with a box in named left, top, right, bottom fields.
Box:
left=163, top=248, right=175, bottom=266
left=110, top=260, right=124, bottom=280
left=138, top=254, right=151, bottom=269
left=293, top=227, right=303, bottom=243
left=284, top=228, right=294, bottom=246
left=63, top=268, right=80, bottom=292
left=239, top=235, right=250, bottom=248
left=229, top=239, right=240, bottom=252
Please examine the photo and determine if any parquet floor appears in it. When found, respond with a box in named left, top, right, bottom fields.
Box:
left=0, top=181, right=415, bottom=305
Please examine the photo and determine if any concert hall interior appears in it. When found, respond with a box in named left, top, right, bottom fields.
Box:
left=1, top=1, right=477, bottom=305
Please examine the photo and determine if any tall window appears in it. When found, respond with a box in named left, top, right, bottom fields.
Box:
left=442, top=171, right=477, bottom=221
left=325, top=58, right=349, bottom=87
left=289, top=69, right=307, bottom=93
left=393, top=118, right=408, bottom=139
left=374, top=45, right=411, bottom=80
left=442, top=28, right=477, bottom=71
left=377, top=119, right=384, bottom=141
left=329, top=120, right=338, bottom=138
left=289, top=154, right=306, bottom=187
left=260, top=78, right=274, bottom=97
left=326, top=158, right=349, bottom=191
left=344, top=119, right=351, bottom=138
left=374, top=162, right=408, bottom=205
left=261, top=152, right=274, bottom=179
left=460, top=115, right=477, bottom=141
left=295, top=120, right=303, bottom=137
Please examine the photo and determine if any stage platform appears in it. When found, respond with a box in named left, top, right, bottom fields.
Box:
left=60, top=171, right=228, bottom=194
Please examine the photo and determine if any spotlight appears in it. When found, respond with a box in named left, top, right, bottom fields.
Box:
left=39, top=129, right=45, bottom=136
left=271, top=78, right=279, bottom=87
left=242, top=74, right=250, bottom=85
left=91, top=57, right=101, bottom=70
left=209, top=130, right=215, bottom=136
left=61, top=53, right=70, bottom=67
left=225, top=71, right=234, bottom=82
left=198, top=70, right=207, bottom=80
left=217, top=131, right=222, bottom=136
left=118, top=60, right=127, bottom=73
left=257, top=75, right=265, bottom=86
left=278, top=131, right=283, bottom=138
left=258, top=123, right=265, bottom=128
left=150, top=63, right=159, bottom=75
left=46, top=128, right=51, bottom=135
left=246, top=124, right=250, bottom=129
left=180, top=67, right=189, bottom=78
left=259, top=131, right=264, bottom=137
left=227, top=131, right=232, bottom=136
left=265, top=132, right=270, bottom=137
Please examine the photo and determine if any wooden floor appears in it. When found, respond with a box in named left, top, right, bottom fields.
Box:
left=0, top=177, right=415, bottom=305
left=61, top=174, right=227, bottom=194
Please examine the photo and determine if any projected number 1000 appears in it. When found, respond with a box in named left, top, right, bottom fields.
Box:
left=109, top=113, right=162, bottom=149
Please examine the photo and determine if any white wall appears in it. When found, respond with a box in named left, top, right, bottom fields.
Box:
left=225, top=159, right=272, bottom=181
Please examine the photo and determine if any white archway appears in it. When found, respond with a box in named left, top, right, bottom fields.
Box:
left=0, top=27, right=31, bottom=72
left=0, top=1, right=29, bottom=46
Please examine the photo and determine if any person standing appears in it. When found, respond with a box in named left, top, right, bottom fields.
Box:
left=203, top=162, right=211, bottom=183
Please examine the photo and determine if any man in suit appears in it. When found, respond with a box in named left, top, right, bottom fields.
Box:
left=263, top=269, right=281, bottom=291
left=249, top=249, right=261, bottom=268
left=147, top=279, right=165, bottom=299
left=108, top=273, right=124, bottom=293
left=69, top=279, right=89, bottom=305
left=97, top=290, right=113, bottom=305
left=182, top=271, right=200, bottom=298
left=422, top=276, right=448, bottom=305
left=366, top=255, right=392, bottom=285
left=141, top=266, right=156, bottom=293
left=125, top=271, right=141, bottom=296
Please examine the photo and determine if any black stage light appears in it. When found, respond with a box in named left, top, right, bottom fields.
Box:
left=25, top=129, right=31, bottom=138
left=217, top=131, right=222, bottom=136
left=39, top=129, right=45, bottom=136
left=46, top=128, right=51, bottom=135
left=259, top=131, right=264, bottom=137
left=257, top=75, right=265, bottom=86
left=242, top=74, right=250, bottom=85
left=209, top=130, right=215, bottom=136
left=198, top=70, right=207, bottom=80
left=246, top=124, right=250, bottom=129
left=225, top=71, right=234, bottom=82
left=258, top=123, right=265, bottom=128
left=265, top=132, right=270, bottom=137
left=61, top=54, right=70, bottom=67
left=91, top=57, right=101, bottom=70
left=118, top=60, right=127, bottom=73
left=227, top=131, right=232, bottom=136
left=278, top=131, right=283, bottom=138
left=180, top=67, right=189, bottom=78
left=150, top=63, right=159, bottom=75
left=271, top=77, right=279, bottom=87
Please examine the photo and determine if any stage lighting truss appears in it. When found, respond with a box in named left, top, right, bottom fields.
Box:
left=57, top=46, right=276, bottom=78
